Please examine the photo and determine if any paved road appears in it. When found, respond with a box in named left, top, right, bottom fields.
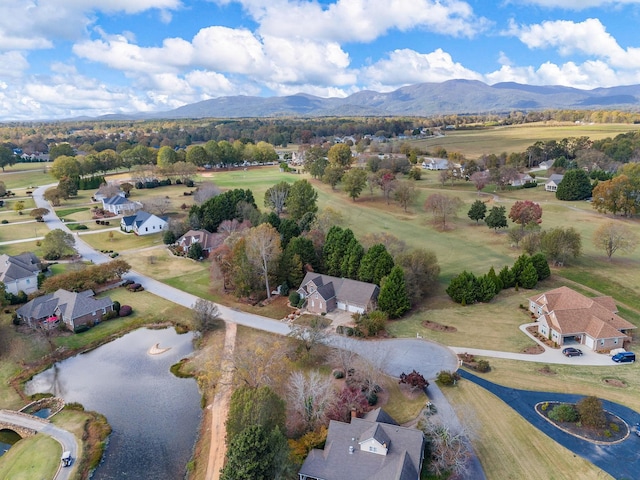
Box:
left=0, top=410, right=78, bottom=480
left=460, top=370, right=640, bottom=480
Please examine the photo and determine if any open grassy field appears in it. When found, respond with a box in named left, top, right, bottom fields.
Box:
left=442, top=380, right=613, bottom=480
left=0, top=433, right=61, bottom=480
left=0, top=221, right=49, bottom=243
left=407, top=122, right=640, bottom=159
left=79, top=229, right=164, bottom=253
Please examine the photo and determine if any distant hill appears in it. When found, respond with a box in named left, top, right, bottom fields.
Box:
left=100, top=80, right=640, bottom=119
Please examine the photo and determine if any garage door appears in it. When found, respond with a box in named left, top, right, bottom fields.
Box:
left=337, top=302, right=347, bottom=310
left=585, top=336, right=595, bottom=349
left=347, top=305, right=364, bottom=314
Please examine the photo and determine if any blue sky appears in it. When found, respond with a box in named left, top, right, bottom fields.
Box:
left=2, top=0, right=640, bottom=120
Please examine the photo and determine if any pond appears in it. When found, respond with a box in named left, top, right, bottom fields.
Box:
left=25, top=327, right=202, bottom=479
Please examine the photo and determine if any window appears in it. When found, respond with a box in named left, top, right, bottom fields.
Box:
left=369, top=446, right=376, bottom=452
left=614, top=339, right=618, bottom=344
left=600, top=339, right=605, bottom=346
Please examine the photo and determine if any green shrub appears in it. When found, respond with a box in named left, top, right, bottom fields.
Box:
left=101, top=311, right=118, bottom=322
left=548, top=404, right=578, bottom=423
left=541, top=402, right=549, bottom=412
left=610, top=423, right=619, bottom=432
left=112, top=301, right=121, bottom=313
left=367, top=391, right=378, bottom=406
left=333, top=370, right=345, bottom=379
left=1, top=219, right=8, bottom=224
left=475, top=359, right=490, bottom=373
left=604, top=430, right=612, bottom=438
left=436, top=370, right=460, bottom=386
left=288, top=291, right=301, bottom=306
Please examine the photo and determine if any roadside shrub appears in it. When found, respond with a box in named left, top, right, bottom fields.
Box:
left=367, top=391, right=378, bottom=406
left=548, top=404, right=578, bottom=423
left=112, top=301, right=121, bottom=313
left=101, top=311, right=118, bottom=322
left=475, top=359, right=491, bottom=373
left=74, top=324, right=90, bottom=334
left=577, top=396, right=606, bottom=429
left=1, top=219, right=8, bottom=224
left=118, top=305, right=133, bottom=317
left=185, top=179, right=195, bottom=187
left=110, top=252, right=119, bottom=258
left=541, top=402, right=549, bottom=411
left=436, top=370, right=460, bottom=386
left=610, top=423, right=619, bottom=432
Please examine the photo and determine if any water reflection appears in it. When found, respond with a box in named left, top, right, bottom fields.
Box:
left=0, top=430, right=21, bottom=456
left=25, top=328, right=202, bottom=479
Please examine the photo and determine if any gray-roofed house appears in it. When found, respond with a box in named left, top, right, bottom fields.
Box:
left=529, top=286, right=636, bottom=351
left=120, top=211, right=168, bottom=236
left=298, top=408, right=424, bottom=480
left=16, top=289, right=114, bottom=331
left=0, top=252, right=42, bottom=295
left=545, top=174, right=564, bottom=192
left=102, top=192, right=142, bottom=215
left=297, top=272, right=379, bottom=315
left=176, top=229, right=223, bottom=254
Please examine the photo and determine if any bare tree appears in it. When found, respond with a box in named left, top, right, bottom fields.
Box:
left=96, top=182, right=121, bottom=199
left=217, top=219, right=251, bottom=237
left=194, top=181, right=221, bottom=205
left=288, top=317, right=329, bottom=355
left=470, top=171, right=489, bottom=195
left=264, top=181, right=291, bottom=216
left=419, top=420, right=472, bottom=478
left=424, top=194, right=463, bottom=230
left=394, top=180, right=418, bottom=212
left=329, top=339, right=359, bottom=374
left=287, top=370, right=335, bottom=432
left=144, top=196, right=172, bottom=216
left=191, top=298, right=221, bottom=332
left=231, top=337, right=291, bottom=389
left=245, top=223, right=282, bottom=299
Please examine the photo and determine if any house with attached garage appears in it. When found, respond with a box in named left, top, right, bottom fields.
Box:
left=16, top=289, right=115, bottom=332
left=297, top=272, right=379, bottom=315
left=529, top=286, right=636, bottom=351
left=0, top=252, right=42, bottom=295
left=120, top=211, right=168, bottom=236
left=175, top=229, right=223, bottom=254
left=421, top=157, right=449, bottom=170
left=298, top=408, right=424, bottom=480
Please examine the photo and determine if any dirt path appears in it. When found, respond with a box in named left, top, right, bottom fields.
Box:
left=204, top=321, right=237, bottom=480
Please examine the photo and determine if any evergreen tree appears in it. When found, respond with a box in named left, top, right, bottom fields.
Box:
left=530, top=253, right=551, bottom=280
left=555, top=169, right=592, bottom=201
left=286, top=179, right=318, bottom=221
left=511, top=254, right=532, bottom=282
left=485, top=205, right=508, bottom=230
left=342, top=238, right=365, bottom=279
left=358, top=244, right=394, bottom=285
left=226, top=386, right=286, bottom=444
left=187, top=241, right=204, bottom=260
left=446, top=271, right=479, bottom=305
left=220, top=425, right=288, bottom=480
left=468, top=199, right=487, bottom=223
left=476, top=274, right=498, bottom=302
left=486, top=266, right=503, bottom=291
left=498, top=265, right=515, bottom=289
left=277, top=218, right=300, bottom=249
left=519, top=262, right=539, bottom=289
left=377, top=266, right=410, bottom=318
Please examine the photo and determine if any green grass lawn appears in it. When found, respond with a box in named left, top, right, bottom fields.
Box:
left=79, top=229, right=164, bottom=252
left=407, top=122, right=640, bottom=160
left=0, top=433, right=61, bottom=480
left=0, top=221, right=49, bottom=242
left=0, top=163, right=55, bottom=190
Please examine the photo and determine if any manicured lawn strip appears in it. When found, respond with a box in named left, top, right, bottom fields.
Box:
left=56, top=207, right=90, bottom=218
left=0, top=240, right=42, bottom=257
left=442, top=381, right=613, bottom=480
left=120, top=247, right=205, bottom=280
left=474, top=357, right=640, bottom=412
left=0, top=221, right=49, bottom=242
left=80, top=230, right=164, bottom=252
left=0, top=433, right=60, bottom=480
left=0, top=164, right=55, bottom=190
left=380, top=379, right=427, bottom=425
left=2, top=197, right=36, bottom=212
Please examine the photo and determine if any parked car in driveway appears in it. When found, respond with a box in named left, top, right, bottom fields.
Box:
left=562, top=347, right=583, bottom=357
left=612, top=352, right=635, bottom=363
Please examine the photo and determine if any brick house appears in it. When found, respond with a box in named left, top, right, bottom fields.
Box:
left=16, top=289, right=115, bottom=332
left=297, top=272, right=379, bottom=315
left=529, top=286, right=636, bottom=351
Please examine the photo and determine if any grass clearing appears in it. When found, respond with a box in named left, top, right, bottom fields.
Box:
left=380, top=378, right=427, bottom=424
left=80, top=229, right=164, bottom=252
left=0, top=163, right=55, bottom=190
left=0, top=221, right=49, bottom=242
left=442, top=381, right=613, bottom=480
left=120, top=247, right=206, bottom=280
left=0, top=433, right=61, bottom=480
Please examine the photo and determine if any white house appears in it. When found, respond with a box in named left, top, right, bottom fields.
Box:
left=102, top=193, right=142, bottom=215
left=421, top=157, right=449, bottom=170
left=545, top=174, right=564, bottom=192
left=0, top=253, right=41, bottom=295
left=121, top=211, right=168, bottom=236
left=510, top=173, right=534, bottom=187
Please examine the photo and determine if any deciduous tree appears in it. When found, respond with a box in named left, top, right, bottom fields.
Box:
left=286, top=179, right=318, bottom=221
left=593, top=221, right=639, bottom=259
left=395, top=248, right=440, bottom=304
left=41, top=229, right=76, bottom=260
left=264, top=181, right=291, bottom=215
left=485, top=205, right=507, bottom=231
left=509, top=200, right=542, bottom=230
left=327, top=143, right=353, bottom=167
left=191, top=298, right=220, bottom=332
left=245, top=224, right=282, bottom=299
left=394, top=180, right=418, bottom=212
left=342, top=168, right=368, bottom=201
left=287, top=370, right=335, bottom=432
left=541, top=227, right=582, bottom=266
left=424, top=193, right=463, bottom=230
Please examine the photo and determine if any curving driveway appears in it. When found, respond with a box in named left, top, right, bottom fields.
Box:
left=460, top=370, right=640, bottom=480
left=0, top=410, right=78, bottom=480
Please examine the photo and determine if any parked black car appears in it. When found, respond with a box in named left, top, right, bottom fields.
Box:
left=562, top=347, right=583, bottom=357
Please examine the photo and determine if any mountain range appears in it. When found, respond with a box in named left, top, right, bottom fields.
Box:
left=101, top=80, right=640, bottom=120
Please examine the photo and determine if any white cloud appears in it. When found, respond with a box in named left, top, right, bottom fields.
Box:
left=0, top=52, right=30, bottom=79
left=512, top=0, right=640, bottom=9
left=218, top=0, right=489, bottom=42
left=192, top=27, right=266, bottom=74
left=362, top=48, right=482, bottom=90
left=509, top=18, right=640, bottom=69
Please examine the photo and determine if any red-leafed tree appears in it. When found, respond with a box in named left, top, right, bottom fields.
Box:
left=326, top=385, right=371, bottom=423
left=399, top=370, right=429, bottom=392
left=509, top=200, right=542, bottom=230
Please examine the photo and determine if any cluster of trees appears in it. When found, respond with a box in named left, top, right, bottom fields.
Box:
left=40, top=229, right=77, bottom=260
left=592, top=163, right=640, bottom=217
left=40, top=259, right=130, bottom=293
left=447, top=253, right=550, bottom=305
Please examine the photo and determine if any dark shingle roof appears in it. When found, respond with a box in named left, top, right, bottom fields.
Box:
left=0, top=253, right=40, bottom=284
left=17, top=289, right=113, bottom=323
left=298, top=272, right=379, bottom=308
left=298, top=411, right=424, bottom=480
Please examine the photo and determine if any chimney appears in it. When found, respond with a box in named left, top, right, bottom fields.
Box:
left=351, top=408, right=357, bottom=420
